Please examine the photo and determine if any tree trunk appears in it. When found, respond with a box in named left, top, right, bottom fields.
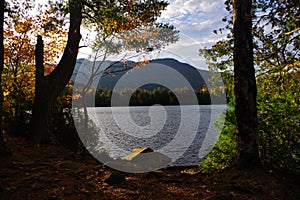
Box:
left=31, top=41, right=56, bottom=143
left=0, top=0, right=10, bottom=156
left=31, top=1, right=82, bottom=143
left=31, top=97, right=56, bottom=143
left=233, top=0, right=260, bottom=168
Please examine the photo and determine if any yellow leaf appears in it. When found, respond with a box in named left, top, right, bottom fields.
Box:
left=3, top=91, right=10, bottom=96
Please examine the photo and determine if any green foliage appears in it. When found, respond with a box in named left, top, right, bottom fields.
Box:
left=53, top=0, right=179, bottom=54
left=258, top=69, right=300, bottom=176
left=198, top=0, right=300, bottom=175
left=199, top=69, right=300, bottom=175
left=199, top=101, right=237, bottom=173
left=81, top=0, right=169, bottom=35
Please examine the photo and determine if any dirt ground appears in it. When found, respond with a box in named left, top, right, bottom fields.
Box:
left=1, top=134, right=300, bottom=200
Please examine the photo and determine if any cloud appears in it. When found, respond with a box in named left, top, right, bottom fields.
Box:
left=160, top=0, right=225, bottom=22
left=159, top=0, right=227, bottom=37
left=79, top=0, right=229, bottom=70
left=156, top=0, right=228, bottom=69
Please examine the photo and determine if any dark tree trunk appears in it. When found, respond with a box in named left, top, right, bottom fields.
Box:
left=31, top=37, right=56, bottom=142
left=31, top=1, right=82, bottom=143
left=233, top=0, right=260, bottom=168
left=0, top=0, right=10, bottom=156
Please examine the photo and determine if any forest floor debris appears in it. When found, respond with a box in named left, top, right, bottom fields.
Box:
left=1, top=134, right=300, bottom=200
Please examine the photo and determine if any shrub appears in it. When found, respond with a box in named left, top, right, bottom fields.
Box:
left=199, top=101, right=238, bottom=173
left=257, top=71, right=300, bottom=177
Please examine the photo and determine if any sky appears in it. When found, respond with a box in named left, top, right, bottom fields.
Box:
left=76, top=0, right=229, bottom=70
left=24, top=0, right=228, bottom=70
left=154, top=0, right=228, bottom=69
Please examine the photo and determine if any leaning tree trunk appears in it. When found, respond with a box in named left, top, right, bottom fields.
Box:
left=31, top=1, right=82, bottom=143
left=233, top=0, right=260, bottom=168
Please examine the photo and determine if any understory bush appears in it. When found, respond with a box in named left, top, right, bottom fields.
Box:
left=53, top=87, right=101, bottom=155
left=199, top=101, right=238, bottom=173
left=257, top=71, right=300, bottom=177
left=200, top=71, right=300, bottom=176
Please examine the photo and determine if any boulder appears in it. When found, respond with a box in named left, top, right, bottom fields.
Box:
left=124, top=147, right=154, bottom=161
left=124, top=147, right=172, bottom=170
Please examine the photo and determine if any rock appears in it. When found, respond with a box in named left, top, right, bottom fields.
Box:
left=124, top=147, right=172, bottom=171
left=133, top=151, right=172, bottom=168
left=124, top=147, right=154, bottom=161
left=103, top=148, right=172, bottom=172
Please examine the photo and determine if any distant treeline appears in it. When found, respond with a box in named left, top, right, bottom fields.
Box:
left=95, top=87, right=225, bottom=107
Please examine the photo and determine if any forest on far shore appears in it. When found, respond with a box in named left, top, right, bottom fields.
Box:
left=94, top=87, right=224, bottom=106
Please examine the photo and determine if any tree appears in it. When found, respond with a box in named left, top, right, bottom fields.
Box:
left=199, top=0, right=299, bottom=171
left=233, top=0, right=260, bottom=168
left=201, top=0, right=300, bottom=73
left=252, top=0, right=299, bottom=74
left=0, top=0, right=9, bottom=156
left=2, top=7, right=68, bottom=134
left=31, top=0, right=82, bottom=143
left=31, top=0, right=173, bottom=143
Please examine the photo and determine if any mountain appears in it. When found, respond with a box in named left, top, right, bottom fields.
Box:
left=72, top=58, right=215, bottom=91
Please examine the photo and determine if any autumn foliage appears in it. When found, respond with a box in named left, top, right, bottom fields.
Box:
left=2, top=8, right=68, bottom=132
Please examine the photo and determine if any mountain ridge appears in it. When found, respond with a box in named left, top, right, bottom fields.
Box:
left=73, top=58, right=214, bottom=91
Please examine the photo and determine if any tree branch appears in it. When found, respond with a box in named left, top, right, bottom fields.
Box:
left=284, top=27, right=300, bottom=36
